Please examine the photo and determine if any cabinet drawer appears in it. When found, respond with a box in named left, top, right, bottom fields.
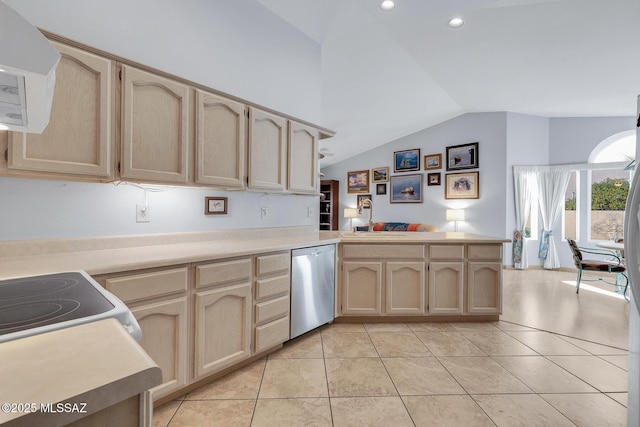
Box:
left=256, top=252, right=290, bottom=276
left=255, top=295, right=290, bottom=324
left=342, top=244, right=424, bottom=259
left=196, top=258, right=251, bottom=288
left=255, top=274, right=290, bottom=300
left=468, top=245, right=503, bottom=260
left=429, top=245, right=464, bottom=260
left=255, top=316, right=289, bottom=353
left=106, top=267, right=189, bottom=303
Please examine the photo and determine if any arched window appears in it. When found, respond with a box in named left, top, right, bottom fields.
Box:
left=586, top=130, right=635, bottom=240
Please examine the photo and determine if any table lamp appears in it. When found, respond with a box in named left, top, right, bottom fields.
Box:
left=446, top=209, right=465, bottom=232
left=344, top=208, right=359, bottom=231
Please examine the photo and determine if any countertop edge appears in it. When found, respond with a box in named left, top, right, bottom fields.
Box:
left=0, top=231, right=509, bottom=279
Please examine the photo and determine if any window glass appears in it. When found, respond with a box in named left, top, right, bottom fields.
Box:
left=589, top=169, right=630, bottom=240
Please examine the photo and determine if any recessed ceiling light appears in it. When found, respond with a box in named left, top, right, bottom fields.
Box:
left=0, top=124, right=9, bottom=130
left=448, top=17, right=464, bottom=28
left=380, top=1, right=395, bottom=11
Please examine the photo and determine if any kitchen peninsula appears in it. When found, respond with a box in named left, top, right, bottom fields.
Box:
left=0, top=227, right=508, bottom=406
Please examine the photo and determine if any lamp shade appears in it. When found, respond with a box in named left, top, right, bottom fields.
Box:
left=446, top=209, right=465, bottom=221
left=344, top=208, right=359, bottom=218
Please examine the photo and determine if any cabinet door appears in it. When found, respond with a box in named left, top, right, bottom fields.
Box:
left=120, top=65, right=189, bottom=183
left=194, top=283, right=252, bottom=379
left=341, top=261, right=382, bottom=315
left=248, top=107, right=286, bottom=191
left=8, top=42, right=114, bottom=179
left=195, top=90, right=246, bottom=188
left=386, top=261, right=425, bottom=315
left=428, top=262, right=464, bottom=315
left=287, top=121, right=317, bottom=194
left=468, top=262, right=502, bottom=314
left=131, top=297, right=189, bottom=400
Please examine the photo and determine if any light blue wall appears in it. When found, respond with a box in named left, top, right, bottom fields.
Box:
left=0, top=0, right=322, bottom=241
left=321, top=113, right=509, bottom=238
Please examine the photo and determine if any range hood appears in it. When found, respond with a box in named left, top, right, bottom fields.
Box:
left=0, top=1, right=60, bottom=133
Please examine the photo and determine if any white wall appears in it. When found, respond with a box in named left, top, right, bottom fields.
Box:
left=321, top=113, right=509, bottom=238
left=504, top=113, right=550, bottom=266
left=0, top=0, right=322, bottom=242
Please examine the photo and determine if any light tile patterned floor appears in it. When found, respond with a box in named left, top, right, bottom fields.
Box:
left=154, top=269, right=629, bottom=427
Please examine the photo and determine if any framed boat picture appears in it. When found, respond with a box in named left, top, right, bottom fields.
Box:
left=446, top=142, right=479, bottom=171
left=394, top=149, right=420, bottom=172
left=390, top=173, right=423, bottom=203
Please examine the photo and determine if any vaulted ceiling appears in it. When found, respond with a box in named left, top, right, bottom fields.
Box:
left=256, top=0, right=640, bottom=166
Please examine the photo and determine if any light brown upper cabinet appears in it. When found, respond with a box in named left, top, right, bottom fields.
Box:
left=8, top=41, right=115, bottom=180
left=247, top=107, right=287, bottom=191
left=287, top=121, right=318, bottom=194
left=195, top=91, right=246, bottom=188
left=120, top=65, right=190, bottom=184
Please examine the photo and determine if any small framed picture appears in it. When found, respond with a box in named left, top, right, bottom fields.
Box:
left=445, top=171, right=480, bottom=199
left=376, top=183, right=387, bottom=195
left=427, top=172, right=441, bottom=186
left=390, top=173, right=423, bottom=203
left=347, top=170, right=370, bottom=193
left=357, top=194, right=372, bottom=208
left=205, top=197, right=228, bottom=215
left=446, top=142, right=479, bottom=171
left=371, top=166, right=389, bottom=182
left=394, top=149, right=421, bottom=173
left=424, top=153, right=442, bottom=170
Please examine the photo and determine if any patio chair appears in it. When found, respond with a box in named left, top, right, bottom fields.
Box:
left=566, top=238, right=628, bottom=299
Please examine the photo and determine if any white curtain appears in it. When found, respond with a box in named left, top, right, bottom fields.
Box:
left=513, top=167, right=535, bottom=269
left=536, top=170, right=571, bottom=269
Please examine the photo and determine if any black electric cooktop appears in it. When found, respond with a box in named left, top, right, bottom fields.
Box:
left=0, top=272, right=115, bottom=337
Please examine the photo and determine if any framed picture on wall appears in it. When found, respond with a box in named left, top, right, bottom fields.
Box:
left=390, top=173, right=423, bottom=203
left=427, top=172, right=441, bottom=186
left=376, top=183, right=387, bottom=195
left=357, top=194, right=372, bottom=208
left=347, top=170, right=370, bottom=193
left=371, top=166, right=389, bottom=182
left=445, top=171, right=479, bottom=199
left=424, top=153, right=442, bottom=170
left=446, top=142, right=479, bottom=171
left=394, top=149, right=421, bottom=172
left=205, top=197, right=228, bottom=215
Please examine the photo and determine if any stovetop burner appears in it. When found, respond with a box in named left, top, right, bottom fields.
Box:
left=0, top=272, right=115, bottom=336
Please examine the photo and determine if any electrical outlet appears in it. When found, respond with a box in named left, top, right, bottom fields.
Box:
left=136, top=204, right=151, bottom=223
left=307, top=206, right=313, bottom=218
left=261, top=207, right=269, bottom=220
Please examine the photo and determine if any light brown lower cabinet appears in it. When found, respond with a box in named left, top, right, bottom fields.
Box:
left=101, top=267, right=190, bottom=401
left=194, top=283, right=252, bottom=378
left=428, top=262, right=464, bottom=315
left=339, top=243, right=503, bottom=318
left=341, top=261, right=383, bottom=315
left=131, top=298, right=189, bottom=400
left=467, top=261, right=502, bottom=314
left=386, top=261, right=426, bottom=315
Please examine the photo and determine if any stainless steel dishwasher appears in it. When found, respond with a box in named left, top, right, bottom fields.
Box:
left=290, top=244, right=335, bottom=339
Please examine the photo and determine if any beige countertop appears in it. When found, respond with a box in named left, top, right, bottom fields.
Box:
left=0, top=228, right=509, bottom=280
left=0, top=318, right=161, bottom=427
